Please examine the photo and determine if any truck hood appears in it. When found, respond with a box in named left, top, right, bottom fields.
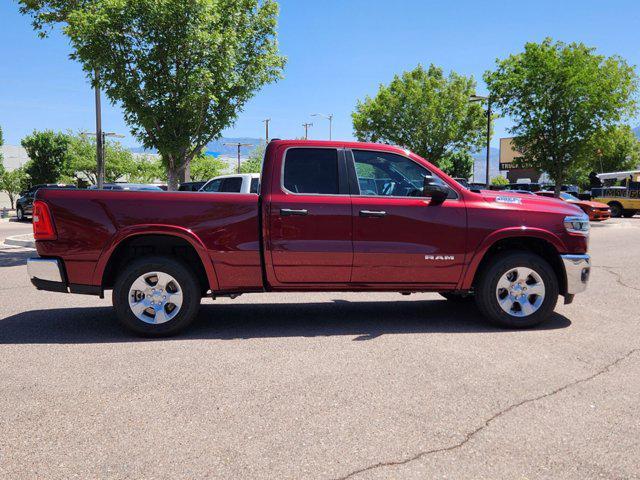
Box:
left=478, top=190, right=584, bottom=216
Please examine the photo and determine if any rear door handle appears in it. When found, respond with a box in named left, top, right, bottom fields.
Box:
left=280, top=208, right=309, bottom=216
left=359, top=210, right=387, bottom=217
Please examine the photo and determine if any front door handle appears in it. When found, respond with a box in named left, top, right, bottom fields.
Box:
left=280, top=208, right=309, bottom=216
left=359, top=210, right=387, bottom=217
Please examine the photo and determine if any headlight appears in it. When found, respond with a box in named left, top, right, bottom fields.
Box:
left=564, top=215, right=590, bottom=235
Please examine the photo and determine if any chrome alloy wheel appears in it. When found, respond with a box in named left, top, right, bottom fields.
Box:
left=495, top=267, right=546, bottom=317
left=128, top=271, right=183, bottom=324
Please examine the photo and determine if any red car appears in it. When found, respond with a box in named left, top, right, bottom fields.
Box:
left=28, top=140, right=591, bottom=336
left=535, top=191, right=611, bottom=221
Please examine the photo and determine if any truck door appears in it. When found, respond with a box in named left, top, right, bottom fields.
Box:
left=348, top=149, right=467, bottom=286
left=268, top=147, right=352, bottom=283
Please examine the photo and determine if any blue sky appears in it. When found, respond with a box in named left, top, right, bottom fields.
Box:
left=1, top=0, right=639, bottom=148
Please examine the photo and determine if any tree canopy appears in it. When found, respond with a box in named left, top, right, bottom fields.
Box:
left=0, top=167, right=29, bottom=209
left=21, top=130, right=71, bottom=185
left=190, top=152, right=228, bottom=181
left=485, top=38, right=638, bottom=195
left=65, top=134, right=138, bottom=185
left=240, top=143, right=265, bottom=173
left=352, top=64, right=487, bottom=167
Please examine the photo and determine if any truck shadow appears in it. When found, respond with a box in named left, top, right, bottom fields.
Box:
left=0, top=249, right=32, bottom=268
left=0, top=299, right=571, bottom=344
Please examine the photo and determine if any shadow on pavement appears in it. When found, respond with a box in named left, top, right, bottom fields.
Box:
left=0, top=249, right=32, bottom=268
left=0, top=299, right=571, bottom=344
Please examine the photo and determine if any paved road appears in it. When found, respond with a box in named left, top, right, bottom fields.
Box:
left=0, top=219, right=31, bottom=243
left=1, top=218, right=639, bottom=479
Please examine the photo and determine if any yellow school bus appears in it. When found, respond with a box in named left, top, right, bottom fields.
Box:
left=592, top=170, right=640, bottom=218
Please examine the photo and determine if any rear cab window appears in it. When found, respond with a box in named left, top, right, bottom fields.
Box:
left=283, top=148, right=340, bottom=194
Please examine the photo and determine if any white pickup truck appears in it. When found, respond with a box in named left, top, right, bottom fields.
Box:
left=199, top=174, right=260, bottom=193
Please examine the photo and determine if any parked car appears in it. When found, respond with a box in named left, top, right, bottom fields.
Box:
left=453, top=177, right=470, bottom=189
left=501, top=183, right=543, bottom=192
left=87, top=183, right=164, bottom=191
left=535, top=191, right=610, bottom=221
left=541, top=184, right=580, bottom=195
left=16, top=184, right=77, bottom=221
left=178, top=181, right=206, bottom=192
left=28, top=139, right=590, bottom=336
left=200, top=173, right=260, bottom=193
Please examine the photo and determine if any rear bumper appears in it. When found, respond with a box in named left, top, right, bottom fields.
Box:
left=561, top=254, right=590, bottom=295
left=27, top=257, right=102, bottom=295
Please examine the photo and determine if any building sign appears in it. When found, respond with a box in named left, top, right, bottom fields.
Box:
left=499, top=137, right=532, bottom=170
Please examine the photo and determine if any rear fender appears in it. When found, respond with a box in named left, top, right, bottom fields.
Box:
left=458, top=227, right=566, bottom=290
left=92, top=225, right=220, bottom=291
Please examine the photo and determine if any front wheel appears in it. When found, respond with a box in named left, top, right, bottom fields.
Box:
left=16, top=206, right=25, bottom=221
left=113, top=255, right=201, bottom=336
left=475, top=251, right=559, bottom=328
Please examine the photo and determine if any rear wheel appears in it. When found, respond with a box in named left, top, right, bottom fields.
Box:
left=622, top=209, right=637, bottom=218
left=475, top=251, right=558, bottom=328
left=608, top=202, right=623, bottom=218
left=113, top=255, right=201, bottom=336
left=16, top=206, right=25, bottom=221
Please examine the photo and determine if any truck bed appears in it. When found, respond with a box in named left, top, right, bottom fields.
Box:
left=36, top=189, right=263, bottom=291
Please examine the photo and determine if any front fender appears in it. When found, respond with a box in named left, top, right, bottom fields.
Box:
left=458, top=227, right=566, bottom=290
left=91, top=224, right=220, bottom=291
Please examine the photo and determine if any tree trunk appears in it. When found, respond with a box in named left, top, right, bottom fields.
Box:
left=554, top=166, right=563, bottom=198
left=167, top=167, right=179, bottom=191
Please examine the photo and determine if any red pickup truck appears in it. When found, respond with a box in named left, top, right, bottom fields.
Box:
left=27, top=140, right=591, bottom=336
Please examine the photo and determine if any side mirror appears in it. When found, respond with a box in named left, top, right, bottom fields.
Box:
left=423, top=176, right=448, bottom=205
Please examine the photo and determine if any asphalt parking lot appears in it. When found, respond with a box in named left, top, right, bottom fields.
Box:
left=0, top=218, right=639, bottom=479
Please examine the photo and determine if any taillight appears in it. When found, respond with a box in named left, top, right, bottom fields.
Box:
left=32, top=200, right=57, bottom=240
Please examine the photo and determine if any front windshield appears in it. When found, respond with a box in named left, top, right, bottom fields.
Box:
left=560, top=192, right=579, bottom=201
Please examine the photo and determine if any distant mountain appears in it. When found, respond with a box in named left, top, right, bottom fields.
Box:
left=472, top=147, right=502, bottom=182
left=129, top=137, right=264, bottom=156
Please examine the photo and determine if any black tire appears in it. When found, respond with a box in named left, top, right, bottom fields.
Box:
left=113, top=255, right=201, bottom=336
left=439, top=292, right=474, bottom=302
left=622, top=209, right=637, bottom=218
left=16, top=206, right=25, bottom=221
left=474, top=251, right=559, bottom=329
left=608, top=202, right=623, bottom=218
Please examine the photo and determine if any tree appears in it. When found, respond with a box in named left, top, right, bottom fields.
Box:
left=65, top=134, right=137, bottom=185
left=439, top=151, right=474, bottom=179
left=491, top=175, right=509, bottom=186
left=0, top=167, right=29, bottom=209
left=240, top=143, right=266, bottom=173
left=190, top=152, right=228, bottom=181
left=484, top=38, right=638, bottom=196
left=127, top=155, right=166, bottom=184
left=21, top=130, right=71, bottom=185
left=576, top=125, right=640, bottom=183
left=352, top=64, right=486, bottom=167
left=20, top=0, right=286, bottom=190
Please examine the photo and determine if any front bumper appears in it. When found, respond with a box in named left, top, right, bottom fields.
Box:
left=561, top=254, right=590, bottom=295
left=27, top=257, right=68, bottom=292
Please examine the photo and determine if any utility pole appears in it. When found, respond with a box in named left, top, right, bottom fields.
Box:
left=469, top=94, right=492, bottom=188
left=311, top=113, right=333, bottom=140
left=302, top=122, right=313, bottom=140
left=224, top=142, right=253, bottom=173
left=262, top=118, right=271, bottom=142
left=94, top=69, right=104, bottom=189
left=81, top=130, right=125, bottom=186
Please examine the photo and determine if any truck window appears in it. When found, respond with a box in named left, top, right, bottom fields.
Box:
left=202, top=179, right=222, bottom=192
left=283, top=148, right=339, bottom=194
left=220, top=177, right=243, bottom=192
left=250, top=178, right=260, bottom=194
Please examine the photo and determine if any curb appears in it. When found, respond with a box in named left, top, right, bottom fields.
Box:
left=4, top=233, right=35, bottom=249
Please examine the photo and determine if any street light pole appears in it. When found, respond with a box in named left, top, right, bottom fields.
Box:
left=94, top=69, right=104, bottom=189
left=262, top=118, right=271, bottom=142
left=311, top=113, right=333, bottom=140
left=302, top=122, right=313, bottom=140
left=469, top=94, right=492, bottom=188
left=81, top=130, right=125, bottom=187
left=224, top=142, right=253, bottom=173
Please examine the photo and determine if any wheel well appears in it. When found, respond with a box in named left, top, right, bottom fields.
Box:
left=102, top=234, right=209, bottom=294
left=473, top=237, right=566, bottom=295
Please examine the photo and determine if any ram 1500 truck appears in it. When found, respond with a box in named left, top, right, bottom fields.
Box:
left=27, top=140, right=591, bottom=336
